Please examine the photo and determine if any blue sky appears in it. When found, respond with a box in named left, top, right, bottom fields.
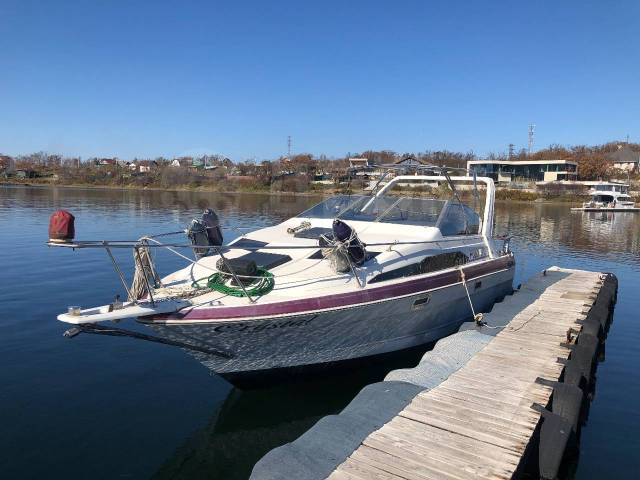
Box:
left=0, top=0, right=638, bottom=160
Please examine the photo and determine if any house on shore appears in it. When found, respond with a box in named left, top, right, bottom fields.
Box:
left=135, top=160, right=158, bottom=173
left=607, top=144, right=639, bottom=173
left=348, top=157, right=369, bottom=169
left=467, top=159, right=578, bottom=183
left=16, top=169, right=38, bottom=179
left=95, top=158, right=118, bottom=167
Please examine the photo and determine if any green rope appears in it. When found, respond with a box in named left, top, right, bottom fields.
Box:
left=192, top=268, right=275, bottom=297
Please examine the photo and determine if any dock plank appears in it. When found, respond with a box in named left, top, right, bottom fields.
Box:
left=328, top=268, right=606, bottom=479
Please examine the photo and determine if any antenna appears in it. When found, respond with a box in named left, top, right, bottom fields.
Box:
left=528, top=124, right=536, bottom=155
left=287, top=136, right=292, bottom=158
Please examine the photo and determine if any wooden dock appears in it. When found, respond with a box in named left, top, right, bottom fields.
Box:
left=251, top=267, right=617, bottom=480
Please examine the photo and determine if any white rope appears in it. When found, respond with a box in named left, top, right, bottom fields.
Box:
left=129, top=242, right=162, bottom=301
left=460, top=266, right=536, bottom=331
left=459, top=268, right=484, bottom=325
left=319, top=226, right=361, bottom=274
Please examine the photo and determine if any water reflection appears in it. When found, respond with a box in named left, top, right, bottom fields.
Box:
left=151, top=349, right=428, bottom=480
left=0, top=185, right=318, bottom=223
left=495, top=202, right=640, bottom=269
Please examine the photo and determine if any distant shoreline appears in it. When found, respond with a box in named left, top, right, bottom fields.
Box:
left=1, top=179, right=588, bottom=204
left=0, top=180, right=329, bottom=197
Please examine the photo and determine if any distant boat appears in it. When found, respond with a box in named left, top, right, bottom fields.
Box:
left=572, top=182, right=640, bottom=212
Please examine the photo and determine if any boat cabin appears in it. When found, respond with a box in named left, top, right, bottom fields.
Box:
left=590, top=182, right=629, bottom=194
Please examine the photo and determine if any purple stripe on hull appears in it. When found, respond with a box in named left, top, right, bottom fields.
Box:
left=157, top=255, right=514, bottom=322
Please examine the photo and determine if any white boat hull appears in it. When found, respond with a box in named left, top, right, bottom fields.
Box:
left=144, top=259, right=514, bottom=385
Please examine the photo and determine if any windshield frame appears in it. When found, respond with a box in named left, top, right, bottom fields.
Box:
left=298, top=194, right=480, bottom=230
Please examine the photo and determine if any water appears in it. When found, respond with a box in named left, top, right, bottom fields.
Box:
left=1, top=185, right=639, bottom=479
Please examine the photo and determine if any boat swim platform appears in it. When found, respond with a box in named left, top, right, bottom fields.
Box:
left=250, top=267, right=618, bottom=480
left=571, top=207, right=640, bottom=212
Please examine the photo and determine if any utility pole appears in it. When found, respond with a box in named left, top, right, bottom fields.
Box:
left=528, top=124, right=535, bottom=155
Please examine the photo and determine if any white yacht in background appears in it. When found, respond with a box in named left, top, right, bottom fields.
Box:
left=572, top=182, right=639, bottom=212
left=48, top=165, right=515, bottom=387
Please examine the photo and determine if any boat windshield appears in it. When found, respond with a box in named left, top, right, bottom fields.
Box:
left=593, top=194, right=614, bottom=202
left=595, top=184, right=629, bottom=193
left=299, top=194, right=479, bottom=231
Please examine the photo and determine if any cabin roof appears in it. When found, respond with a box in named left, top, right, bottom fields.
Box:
left=607, top=145, right=640, bottom=164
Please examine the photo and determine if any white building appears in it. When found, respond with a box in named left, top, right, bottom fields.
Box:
left=467, top=159, right=578, bottom=183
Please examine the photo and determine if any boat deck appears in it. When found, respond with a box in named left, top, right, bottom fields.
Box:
left=156, top=217, right=498, bottom=310
left=250, top=267, right=617, bottom=479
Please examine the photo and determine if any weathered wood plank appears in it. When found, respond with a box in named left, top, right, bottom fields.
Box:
left=329, top=269, right=603, bottom=480
left=371, top=424, right=521, bottom=468
left=398, top=409, right=528, bottom=452
left=406, top=396, right=539, bottom=432
left=353, top=445, right=468, bottom=480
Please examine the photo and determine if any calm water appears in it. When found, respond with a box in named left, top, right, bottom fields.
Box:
left=1, top=185, right=639, bottom=479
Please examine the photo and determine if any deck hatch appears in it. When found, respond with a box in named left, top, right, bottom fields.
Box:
left=229, top=238, right=269, bottom=250
left=232, top=251, right=292, bottom=270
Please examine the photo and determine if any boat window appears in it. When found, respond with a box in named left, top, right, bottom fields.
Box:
left=299, top=195, right=368, bottom=219
left=369, top=251, right=469, bottom=284
left=299, top=194, right=446, bottom=227
left=308, top=249, right=381, bottom=261
left=436, top=201, right=480, bottom=236
left=299, top=195, right=396, bottom=222
left=422, top=251, right=469, bottom=272
left=376, top=198, right=446, bottom=226
left=594, top=195, right=614, bottom=202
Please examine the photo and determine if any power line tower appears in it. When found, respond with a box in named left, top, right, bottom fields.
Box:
left=508, top=143, right=515, bottom=159
left=287, top=136, right=292, bottom=159
left=528, top=124, right=535, bottom=155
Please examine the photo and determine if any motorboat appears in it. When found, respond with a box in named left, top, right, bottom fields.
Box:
left=49, top=165, right=515, bottom=387
left=572, top=182, right=639, bottom=212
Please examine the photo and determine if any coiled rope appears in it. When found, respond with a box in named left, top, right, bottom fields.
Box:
left=130, top=241, right=162, bottom=301
left=320, top=233, right=352, bottom=273
left=191, top=268, right=275, bottom=298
